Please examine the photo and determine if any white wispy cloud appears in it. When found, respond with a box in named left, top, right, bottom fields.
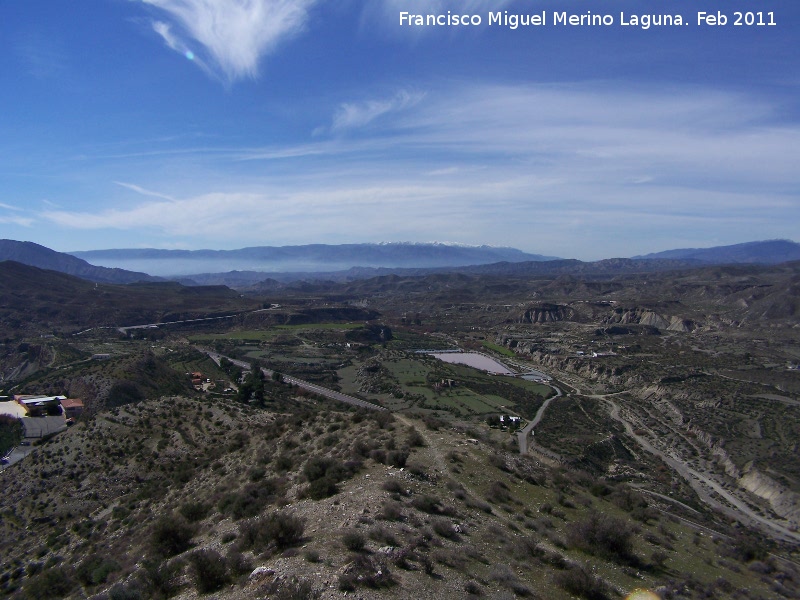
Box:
left=140, top=0, right=316, bottom=81
left=115, top=181, right=177, bottom=201
left=38, top=83, right=800, bottom=258
left=321, top=90, right=425, bottom=134
left=0, top=202, right=34, bottom=227
left=0, top=215, right=34, bottom=227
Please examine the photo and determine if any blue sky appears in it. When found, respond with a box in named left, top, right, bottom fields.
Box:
left=1, top=0, right=798, bottom=260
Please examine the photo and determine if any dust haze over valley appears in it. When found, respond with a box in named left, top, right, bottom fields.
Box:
left=1, top=238, right=799, bottom=599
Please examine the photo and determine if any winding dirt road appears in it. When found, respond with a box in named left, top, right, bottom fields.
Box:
left=604, top=397, right=800, bottom=544
left=516, top=385, right=562, bottom=455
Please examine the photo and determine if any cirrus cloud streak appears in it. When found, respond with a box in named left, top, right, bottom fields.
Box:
left=140, top=0, right=316, bottom=81
left=39, top=82, right=800, bottom=258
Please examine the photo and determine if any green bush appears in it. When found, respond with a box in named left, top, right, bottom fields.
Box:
left=381, top=479, right=405, bottom=495
left=23, top=567, right=77, bottom=600
left=107, top=381, right=146, bottom=408
left=0, top=415, right=23, bottom=457
left=304, top=457, right=341, bottom=481
left=259, top=576, right=321, bottom=599
left=218, top=478, right=283, bottom=520
left=273, top=454, right=294, bottom=472
left=342, top=531, right=366, bottom=552
left=486, top=481, right=512, bottom=504
left=465, top=580, right=483, bottom=596
left=387, top=449, right=409, bottom=468
left=150, top=515, right=195, bottom=557
left=338, top=555, right=394, bottom=591
left=411, top=494, right=447, bottom=515
left=489, top=564, right=533, bottom=597
left=189, top=549, right=230, bottom=594
left=76, top=553, right=120, bottom=586
left=304, top=549, right=322, bottom=563
left=553, top=564, right=611, bottom=600
left=727, top=533, right=771, bottom=563
left=248, top=466, right=266, bottom=482
left=609, top=488, right=647, bottom=513
left=431, top=518, right=458, bottom=540
left=179, top=500, right=211, bottom=523
left=373, top=411, right=394, bottom=429
left=108, top=582, right=145, bottom=600
left=406, top=427, right=426, bottom=447
left=237, top=511, right=305, bottom=553
left=378, top=501, right=404, bottom=521
left=565, top=512, right=636, bottom=564
left=302, top=457, right=359, bottom=500
left=140, top=557, right=183, bottom=598
left=304, top=475, right=339, bottom=500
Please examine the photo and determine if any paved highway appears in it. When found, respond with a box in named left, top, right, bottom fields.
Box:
left=517, top=384, right=562, bottom=455
left=199, top=349, right=387, bottom=412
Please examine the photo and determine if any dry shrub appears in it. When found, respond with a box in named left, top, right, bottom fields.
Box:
left=486, top=480, right=512, bottom=504
left=431, top=517, right=459, bottom=540
left=237, top=511, right=305, bottom=553
left=259, top=576, right=320, bottom=599
left=342, top=531, right=367, bottom=552
left=188, top=549, right=230, bottom=594
left=338, top=555, right=395, bottom=591
left=565, top=511, right=636, bottom=564
left=150, top=515, right=195, bottom=558
left=553, top=564, right=611, bottom=600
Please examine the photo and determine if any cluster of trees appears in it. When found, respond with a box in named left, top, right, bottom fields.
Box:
left=0, top=415, right=23, bottom=457
left=235, top=364, right=284, bottom=406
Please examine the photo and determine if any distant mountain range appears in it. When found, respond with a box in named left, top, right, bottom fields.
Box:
left=1, top=239, right=798, bottom=287
left=70, top=243, right=559, bottom=277
left=634, top=239, right=800, bottom=264
left=0, top=240, right=159, bottom=284
left=180, top=258, right=708, bottom=289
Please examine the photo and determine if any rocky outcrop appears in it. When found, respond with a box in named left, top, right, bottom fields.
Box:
left=666, top=317, right=695, bottom=332
left=687, top=425, right=741, bottom=479
left=604, top=307, right=696, bottom=332
left=518, top=303, right=572, bottom=324
left=738, top=464, right=800, bottom=525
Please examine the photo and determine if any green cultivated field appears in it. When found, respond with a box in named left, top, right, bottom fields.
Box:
left=482, top=340, right=517, bottom=357
left=189, top=323, right=362, bottom=343
left=275, top=323, right=362, bottom=331
left=189, top=330, right=278, bottom=342
left=332, top=355, right=550, bottom=419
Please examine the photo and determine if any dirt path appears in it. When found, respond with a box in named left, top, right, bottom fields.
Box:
left=394, top=414, right=450, bottom=476
left=605, top=398, right=800, bottom=544
left=563, top=379, right=800, bottom=543
left=517, top=385, right=562, bottom=455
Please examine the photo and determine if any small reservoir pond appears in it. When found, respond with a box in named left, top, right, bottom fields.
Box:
left=429, top=352, right=514, bottom=375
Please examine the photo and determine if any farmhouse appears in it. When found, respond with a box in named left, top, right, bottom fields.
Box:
left=60, top=398, right=84, bottom=420
left=14, top=395, right=65, bottom=417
